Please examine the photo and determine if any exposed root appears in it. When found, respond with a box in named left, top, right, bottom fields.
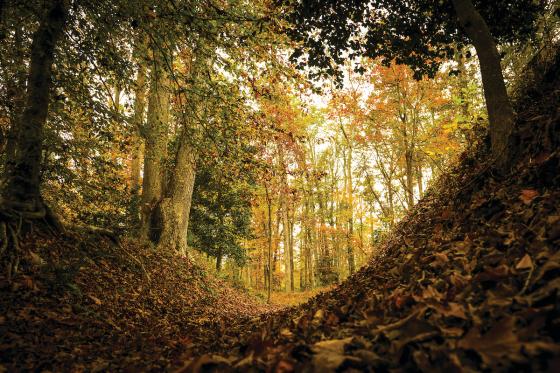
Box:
left=67, top=223, right=151, bottom=281
left=0, top=200, right=63, bottom=281
left=68, top=223, right=120, bottom=245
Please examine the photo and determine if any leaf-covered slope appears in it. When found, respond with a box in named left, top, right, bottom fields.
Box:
left=0, top=235, right=276, bottom=371
left=183, top=55, right=560, bottom=372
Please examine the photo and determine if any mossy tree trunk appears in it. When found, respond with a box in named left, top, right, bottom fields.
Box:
left=140, top=45, right=170, bottom=241
left=157, top=133, right=196, bottom=256
left=130, top=38, right=148, bottom=193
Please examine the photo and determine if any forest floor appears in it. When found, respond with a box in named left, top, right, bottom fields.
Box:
left=2, top=58, right=560, bottom=373
left=0, top=234, right=283, bottom=372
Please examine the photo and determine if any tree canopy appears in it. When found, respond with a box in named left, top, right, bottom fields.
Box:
left=288, top=0, right=543, bottom=79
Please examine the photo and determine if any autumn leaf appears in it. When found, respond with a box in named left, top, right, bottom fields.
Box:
left=515, top=254, right=533, bottom=270
left=311, top=337, right=354, bottom=372
left=519, top=189, right=539, bottom=205
left=457, top=317, right=524, bottom=367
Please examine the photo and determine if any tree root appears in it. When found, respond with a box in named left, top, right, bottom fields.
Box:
left=0, top=200, right=62, bottom=281
left=68, top=223, right=120, bottom=245
left=0, top=200, right=151, bottom=283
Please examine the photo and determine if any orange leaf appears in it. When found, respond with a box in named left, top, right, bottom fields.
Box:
left=519, top=189, right=539, bottom=205
left=515, top=254, right=533, bottom=270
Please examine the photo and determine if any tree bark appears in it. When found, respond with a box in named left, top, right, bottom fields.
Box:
left=216, top=246, right=223, bottom=271
left=279, top=145, right=294, bottom=291
left=2, top=0, right=66, bottom=211
left=157, top=134, right=196, bottom=256
left=140, top=46, right=170, bottom=240
left=344, top=145, right=355, bottom=276
left=3, top=24, right=27, bottom=168
left=452, top=0, right=515, bottom=171
left=265, top=184, right=273, bottom=303
left=130, top=79, right=146, bottom=193
left=130, top=37, right=148, bottom=192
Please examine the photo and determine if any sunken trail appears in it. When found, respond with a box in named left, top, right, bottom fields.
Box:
left=1, top=47, right=560, bottom=373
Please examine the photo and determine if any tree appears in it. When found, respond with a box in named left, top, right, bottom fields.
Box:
left=287, top=0, right=544, bottom=170
left=188, top=159, right=253, bottom=271
left=1, top=0, right=67, bottom=214
left=0, top=0, right=67, bottom=274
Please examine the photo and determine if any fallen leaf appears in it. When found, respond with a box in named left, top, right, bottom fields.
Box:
left=515, top=254, right=533, bottom=270
left=458, top=317, right=523, bottom=367
left=311, top=337, right=354, bottom=372
left=520, top=189, right=539, bottom=205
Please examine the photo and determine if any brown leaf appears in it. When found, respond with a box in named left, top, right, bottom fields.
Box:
left=311, top=337, right=354, bottom=372
left=274, top=359, right=294, bottom=373
left=28, top=251, right=44, bottom=266
left=515, top=254, right=533, bottom=270
left=430, top=302, right=468, bottom=320
left=477, top=264, right=510, bottom=283
left=519, top=189, right=539, bottom=205
left=457, top=316, right=523, bottom=367
left=522, top=340, right=560, bottom=356
left=178, top=354, right=232, bottom=373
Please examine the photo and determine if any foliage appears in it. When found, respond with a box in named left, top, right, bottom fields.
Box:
left=188, top=158, right=254, bottom=267
left=287, top=0, right=544, bottom=80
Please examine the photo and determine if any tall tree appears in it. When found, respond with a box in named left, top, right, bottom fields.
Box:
left=2, top=0, right=67, bottom=214
left=140, top=40, right=171, bottom=242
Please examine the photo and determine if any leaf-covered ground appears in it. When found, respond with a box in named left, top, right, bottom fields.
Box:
left=0, top=235, right=280, bottom=371
left=2, top=53, right=559, bottom=373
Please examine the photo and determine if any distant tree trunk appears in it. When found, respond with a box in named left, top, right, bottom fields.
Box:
left=302, top=192, right=313, bottom=290
left=265, top=184, right=273, bottom=304
left=288, top=201, right=295, bottom=291
left=401, top=115, right=415, bottom=209
left=344, top=146, right=355, bottom=276
left=157, top=135, right=196, bottom=256
left=452, top=0, right=515, bottom=171
left=216, top=247, right=223, bottom=271
left=140, top=46, right=170, bottom=241
left=416, top=162, right=423, bottom=198
left=387, top=180, right=395, bottom=224
left=2, top=0, right=66, bottom=213
left=278, top=145, right=294, bottom=291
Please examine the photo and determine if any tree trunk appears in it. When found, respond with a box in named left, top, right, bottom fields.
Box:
left=278, top=145, right=294, bottom=291
left=401, top=116, right=415, bottom=210
left=3, top=24, right=27, bottom=168
left=288, top=202, right=295, bottom=291
left=140, top=46, right=170, bottom=241
left=157, top=135, right=196, bottom=256
left=452, top=0, right=515, bottom=171
left=216, top=246, right=223, bottom=271
left=130, top=43, right=147, bottom=192
left=2, top=0, right=66, bottom=211
left=265, top=184, right=273, bottom=304
left=345, top=147, right=355, bottom=276
left=416, top=162, right=423, bottom=198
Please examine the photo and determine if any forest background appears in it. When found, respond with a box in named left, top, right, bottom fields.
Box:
left=1, top=0, right=558, bottom=304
